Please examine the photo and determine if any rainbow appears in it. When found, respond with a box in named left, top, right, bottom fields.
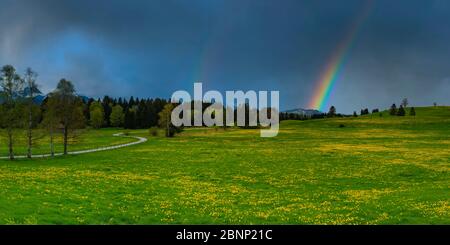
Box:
left=308, top=1, right=373, bottom=112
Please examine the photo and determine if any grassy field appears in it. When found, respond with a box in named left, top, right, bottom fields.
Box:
left=0, top=106, right=448, bottom=224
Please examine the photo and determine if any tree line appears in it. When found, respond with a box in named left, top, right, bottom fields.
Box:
left=83, top=96, right=169, bottom=129
left=280, top=98, right=419, bottom=122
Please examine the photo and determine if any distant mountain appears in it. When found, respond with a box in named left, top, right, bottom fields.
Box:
left=0, top=93, right=90, bottom=105
left=33, top=94, right=47, bottom=104
left=283, top=108, right=323, bottom=116
left=0, top=92, right=46, bottom=104
left=32, top=94, right=91, bottom=104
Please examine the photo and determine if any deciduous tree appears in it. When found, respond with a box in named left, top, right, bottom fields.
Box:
left=110, top=104, right=125, bottom=127
left=328, top=106, right=336, bottom=117
left=50, top=79, right=85, bottom=155
left=41, top=95, right=59, bottom=157
left=158, top=103, right=177, bottom=137
left=0, top=65, right=24, bottom=160
left=23, top=68, right=41, bottom=158
left=89, top=101, right=104, bottom=129
left=389, top=104, right=397, bottom=115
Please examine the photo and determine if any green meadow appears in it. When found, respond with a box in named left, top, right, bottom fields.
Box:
left=0, top=106, right=448, bottom=224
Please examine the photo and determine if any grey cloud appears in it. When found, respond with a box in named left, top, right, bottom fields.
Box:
left=0, top=0, right=449, bottom=113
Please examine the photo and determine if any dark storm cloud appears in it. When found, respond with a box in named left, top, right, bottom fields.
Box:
left=0, top=0, right=449, bottom=112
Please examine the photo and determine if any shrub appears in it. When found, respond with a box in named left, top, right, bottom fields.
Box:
left=168, top=127, right=176, bottom=137
left=409, top=107, right=416, bottom=116
left=149, top=127, right=158, bottom=136
left=397, top=105, right=406, bottom=116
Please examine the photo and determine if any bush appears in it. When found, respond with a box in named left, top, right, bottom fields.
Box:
left=339, top=124, right=345, bottom=128
left=397, top=105, right=406, bottom=116
left=409, top=107, right=416, bottom=116
left=168, top=127, right=176, bottom=137
left=149, top=127, right=158, bottom=136
left=174, top=126, right=184, bottom=134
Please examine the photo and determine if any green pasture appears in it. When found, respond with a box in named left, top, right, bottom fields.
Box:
left=0, top=106, right=448, bottom=224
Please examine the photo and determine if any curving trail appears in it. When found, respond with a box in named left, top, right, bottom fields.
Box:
left=0, top=133, right=147, bottom=159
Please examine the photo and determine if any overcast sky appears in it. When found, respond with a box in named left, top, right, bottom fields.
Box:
left=0, top=0, right=449, bottom=113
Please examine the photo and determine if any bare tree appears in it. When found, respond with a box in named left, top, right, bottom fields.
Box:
left=110, top=104, right=124, bottom=127
left=401, top=98, right=409, bottom=108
